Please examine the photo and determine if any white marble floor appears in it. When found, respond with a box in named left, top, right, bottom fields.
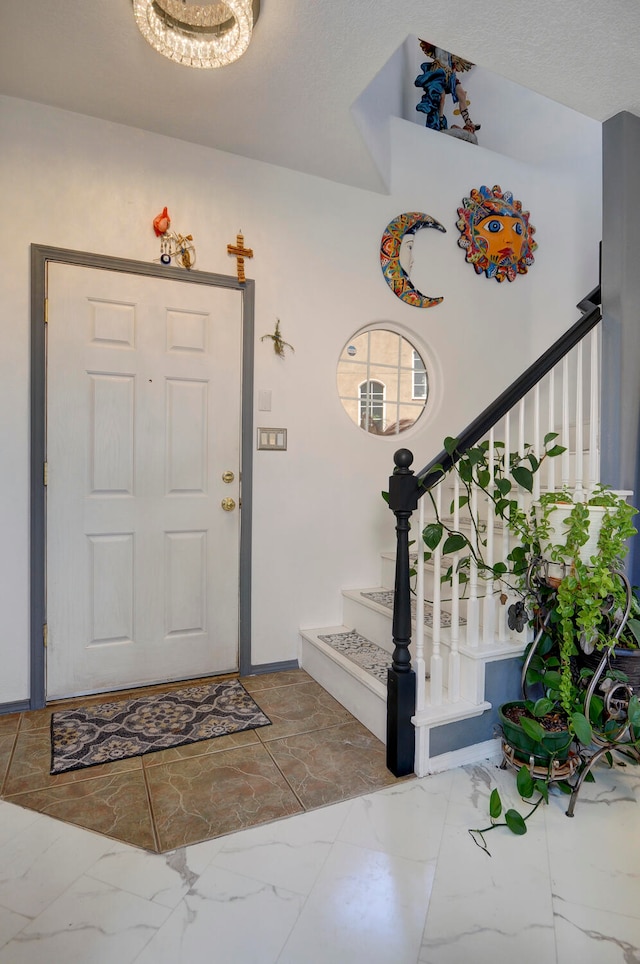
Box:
left=0, top=755, right=638, bottom=963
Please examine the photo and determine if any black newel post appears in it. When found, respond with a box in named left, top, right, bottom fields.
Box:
left=386, top=448, right=419, bottom=776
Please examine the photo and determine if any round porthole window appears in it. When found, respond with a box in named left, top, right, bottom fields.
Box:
left=337, top=329, right=429, bottom=435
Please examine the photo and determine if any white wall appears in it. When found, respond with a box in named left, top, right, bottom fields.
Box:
left=0, top=95, right=601, bottom=702
left=388, top=115, right=601, bottom=430
left=351, top=41, right=405, bottom=191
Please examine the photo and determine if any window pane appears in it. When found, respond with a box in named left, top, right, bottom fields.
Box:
left=338, top=330, right=429, bottom=435
left=359, top=379, right=385, bottom=433
left=413, top=349, right=428, bottom=399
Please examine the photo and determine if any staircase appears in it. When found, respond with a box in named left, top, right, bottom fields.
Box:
left=301, top=285, right=605, bottom=777
left=300, top=523, right=526, bottom=775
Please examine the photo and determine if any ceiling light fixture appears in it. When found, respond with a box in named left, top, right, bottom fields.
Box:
left=133, top=0, right=258, bottom=69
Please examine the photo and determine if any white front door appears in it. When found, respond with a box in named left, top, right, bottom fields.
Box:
left=46, top=263, right=243, bottom=699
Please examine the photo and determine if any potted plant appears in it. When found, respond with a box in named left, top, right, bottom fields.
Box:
left=578, top=588, right=640, bottom=691
left=419, top=434, right=640, bottom=851
left=421, top=438, right=637, bottom=704
left=530, top=484, right=635, bottom=691
left=471, top=590, right=640, bottom=854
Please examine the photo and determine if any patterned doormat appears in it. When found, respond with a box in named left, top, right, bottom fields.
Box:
left=50, top=679, right=271, bottom=775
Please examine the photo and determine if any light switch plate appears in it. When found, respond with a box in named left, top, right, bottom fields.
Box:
left=257, top=428, right=287, bottom=450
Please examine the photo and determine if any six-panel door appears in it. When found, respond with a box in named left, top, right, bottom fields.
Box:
left=46, top=264, right=242, bottom=699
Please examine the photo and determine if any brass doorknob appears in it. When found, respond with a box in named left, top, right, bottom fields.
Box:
left=221, top=498, right=236, bottom=512
left=222, top=471, right=235, bottom=483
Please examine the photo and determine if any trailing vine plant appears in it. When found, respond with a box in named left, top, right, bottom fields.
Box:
left=536, top=487, right=638, bottom=719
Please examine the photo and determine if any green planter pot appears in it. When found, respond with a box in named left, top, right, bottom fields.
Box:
left=499, top=701, right=572, bottom=765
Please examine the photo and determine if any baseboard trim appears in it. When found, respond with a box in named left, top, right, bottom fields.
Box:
left=0, top=699, right=31, bottom=716
left=427, top=737, right=502, bottom=774
left=246, top=659, right=300, bottom=676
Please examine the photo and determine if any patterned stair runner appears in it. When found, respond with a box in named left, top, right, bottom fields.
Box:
left=316, top=631, right=389, bottom=683
left=360, top=590, right=467, bottom=626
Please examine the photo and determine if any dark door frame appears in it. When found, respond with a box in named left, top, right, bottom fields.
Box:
left=30, top=244, right=255, bottom=708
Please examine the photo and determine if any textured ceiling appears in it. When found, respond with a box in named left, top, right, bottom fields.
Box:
left=1, top=0, right=639, bottom=191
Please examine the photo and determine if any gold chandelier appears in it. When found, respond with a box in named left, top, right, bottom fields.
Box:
left=133, top=0, right=258, bottom=69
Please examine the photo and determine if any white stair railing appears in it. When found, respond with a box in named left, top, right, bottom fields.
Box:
left=416, top=323, right=601, bottom=711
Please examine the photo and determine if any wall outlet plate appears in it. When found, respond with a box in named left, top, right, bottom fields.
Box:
left=257, top=428, right=287, bottom=450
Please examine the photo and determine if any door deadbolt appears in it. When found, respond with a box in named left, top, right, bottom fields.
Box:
left=221, top=498, right=236, bottom=512
left=222, top=471, right=235, bottom=483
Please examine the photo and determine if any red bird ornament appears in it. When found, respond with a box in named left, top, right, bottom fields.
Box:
left=153, top=207, right=170, bottom=237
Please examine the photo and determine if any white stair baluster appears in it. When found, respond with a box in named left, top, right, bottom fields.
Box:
left=562, top=355, right=570, bottom=487
left=518, top=398, right=526, bottom=518
left=449, top=473, right=461, bottom=701
left=482, top=428, right=497, bottom=643
left=415, top=497, right=426, bottom=712
left=466, top=467, right=480, bottom=648
left=498, top=413, right=510, bottom=641
left=429, top=481, right=443, bottom=705
left=512, top=400, right=527, bottom=640
left=533, top=384, right=541, bottom=501
left=575, top=341, right=584, bottom=499
left=547, top=369, right=556, bottom=493
left=588, top=328, right=600, bottom=491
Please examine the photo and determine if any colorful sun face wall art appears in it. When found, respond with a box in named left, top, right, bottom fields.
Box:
left=380, top=212, right=446, bottom=308
left=456, top=185, right=537, bottom=282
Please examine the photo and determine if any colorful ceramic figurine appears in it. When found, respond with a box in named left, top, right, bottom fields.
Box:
left=415, top=40, right=480, bottom=143
left=456, top=185, right=537, bottom=283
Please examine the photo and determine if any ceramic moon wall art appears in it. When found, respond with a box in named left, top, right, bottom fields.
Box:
left=380, top=212, right=446, bottom=308
left=456, top=185, right=537, bottom=282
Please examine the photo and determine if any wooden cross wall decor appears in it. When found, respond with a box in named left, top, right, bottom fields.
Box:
left=227, top=231, right=254, bottom=283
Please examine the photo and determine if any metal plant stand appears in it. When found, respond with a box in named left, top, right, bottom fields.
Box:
left=502, top=561, right=639, bottom=816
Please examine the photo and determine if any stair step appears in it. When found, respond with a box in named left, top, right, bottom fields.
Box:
left=341, top=587, right=470, bottom=652
left=299, top=625, right=499, bottom=752
left=357, top=589, right=467, bottom=628
left=380, top=552, right=494, bottom=600
left=300, top=626, right=387, bottom=741
left=315, top=629, right=392, bottom=684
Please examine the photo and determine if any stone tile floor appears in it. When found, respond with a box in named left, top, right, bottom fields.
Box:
left=0, top=669, right=405, bottom=852
left=0, top=736, right=638, bottom=962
